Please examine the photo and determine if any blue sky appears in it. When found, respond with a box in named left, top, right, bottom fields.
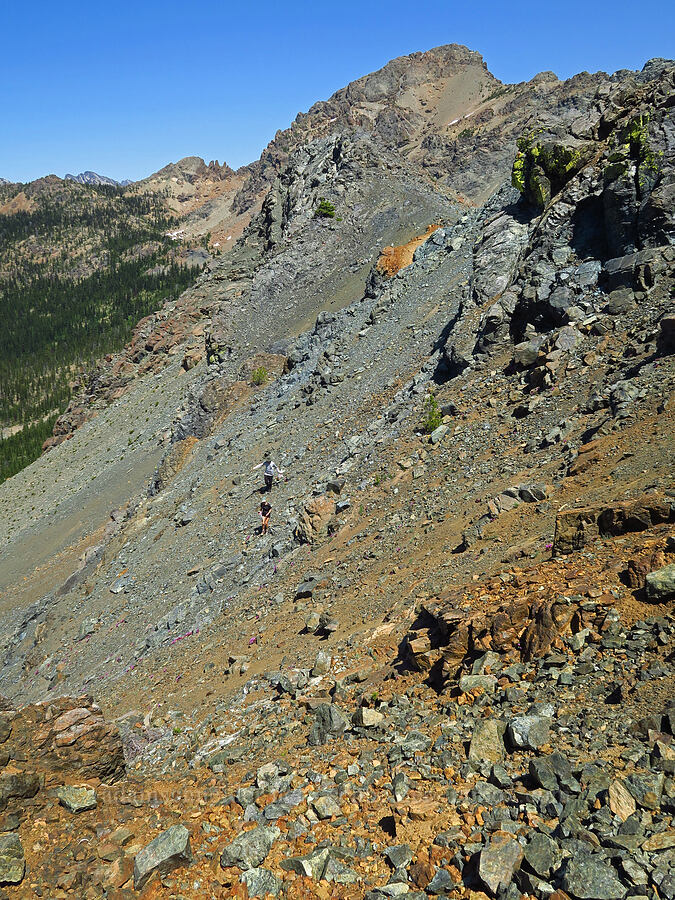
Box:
left=2, top=0, right=673, bottom=183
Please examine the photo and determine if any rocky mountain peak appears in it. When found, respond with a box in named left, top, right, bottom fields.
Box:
left=152, top=155, right=234, bottom=182
left=64, top=170, right=130, bottom=186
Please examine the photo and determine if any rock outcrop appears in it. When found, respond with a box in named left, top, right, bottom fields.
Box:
left=1, top=696, right=125, bottom=792
left=553, top=497, right=673, bottom=555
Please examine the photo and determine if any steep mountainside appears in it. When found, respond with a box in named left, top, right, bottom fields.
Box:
left=0, top=47, right=673, bottom=900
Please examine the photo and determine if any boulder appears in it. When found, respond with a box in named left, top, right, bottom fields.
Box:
left=553, top=497, right=673, bottom=554
left=0, top=772, right=40, bottom=812
left=295, top=496, right=335, bottom=544
left=1, top=696, right=125, bottom=787
left=521, top=600, right=574, bottom=660
left=519, top=483, right=548, bottom=503
left=658, top=313, right=675, bottom=353
left=403, top=593, right=577, bottom=679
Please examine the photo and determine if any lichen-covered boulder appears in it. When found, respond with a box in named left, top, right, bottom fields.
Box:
left=512, top=131, right=593, bottom=208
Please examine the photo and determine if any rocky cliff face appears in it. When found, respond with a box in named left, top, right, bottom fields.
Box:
left=0, top=47, right=673, bottom=898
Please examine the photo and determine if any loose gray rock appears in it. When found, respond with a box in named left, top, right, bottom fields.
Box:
left=469, top=719, right=505, bottom=764
left=352, top=707, right=385, bottom=727
left=625, top=771, right=664, bottom=809
left=241, top=867, right=283, bottom=897
left=459, top=674, right=497, bottom=693
left=479, top=833, right=524, bottom=895
left=134, top=824, right=193, bottom=891
left=78, top=617, right=97, bottom=639
left=429, top=424, right=449, bottom=444
left=295, top=576, right=320, bottom=599
left=312, top=795, right=341, bottom=819
left=507, top=715, right=551, bottom=749
left=281, top=847, right=330, bottom=880
left=56, top=785, right=97, bottom=813
left=220, top=825, right=280, bottom=870
left=311, top=650, right=332, bottom=676
left=645, top=563, right=675, bottom=600
left=561, top=856, right=627, bottom=899
left=384, top=844, right=414, bottom=869
left=392, top=772, right=410, bottom=802
left=308, top=703, right=348, bottom=746
left=324, top=855, right=360, bottom=884
left=524, top=832, right=563, bottom=879
left=529, top=757, right=559, bottom=791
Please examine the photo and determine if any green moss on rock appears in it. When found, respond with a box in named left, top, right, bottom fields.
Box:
left=606, top=113, right=661, bottom=195
left=512, top=153, right=526, bottom=193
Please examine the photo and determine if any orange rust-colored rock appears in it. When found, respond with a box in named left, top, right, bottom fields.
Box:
left=376, top=225, right=440, bottom=277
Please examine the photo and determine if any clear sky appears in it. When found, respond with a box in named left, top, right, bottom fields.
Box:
left=2, top=0, right=673, bottom=183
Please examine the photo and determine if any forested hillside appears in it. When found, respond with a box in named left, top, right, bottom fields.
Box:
left=0, top=179, right=204, bottom=482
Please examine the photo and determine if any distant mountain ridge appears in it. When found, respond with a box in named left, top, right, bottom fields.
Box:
left=64, top=170, right=132, bottom=187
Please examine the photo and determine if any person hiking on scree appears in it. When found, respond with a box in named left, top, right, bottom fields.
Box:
left=253, top=454, right=284, bottom=492
left=259, top=500, right=272, bottom=535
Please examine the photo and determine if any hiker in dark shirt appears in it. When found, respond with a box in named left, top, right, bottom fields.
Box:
left=259, top=500, right=272, bottom=535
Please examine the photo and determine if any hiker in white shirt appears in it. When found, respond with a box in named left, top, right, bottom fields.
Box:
left=253, top=455, right=284, bottom=492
